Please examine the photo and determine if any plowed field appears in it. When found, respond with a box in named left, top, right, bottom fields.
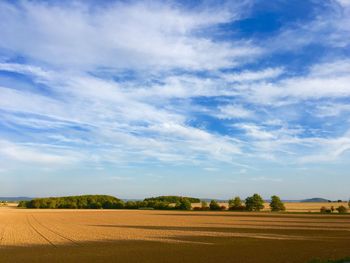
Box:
left=1, top=208, right=349, bottom=262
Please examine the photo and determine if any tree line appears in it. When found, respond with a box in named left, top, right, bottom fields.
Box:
left=17, top=194, right=350, bottom=213
left=17, top=195, right=197, bottom=210
left=194, top=194, right=285, bottom=212
left=17, top=194, right=278, bottom=211
left=144, top=196, right=200, bottom=203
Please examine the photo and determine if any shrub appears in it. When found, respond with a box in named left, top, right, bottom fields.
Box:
left=269, top=195, right=286, bottom=212
left=245, top=194, right=264, bottom=211
left=209, top=200, right=221, bottom=211
left=320, top=206, right=332, bottom=213
left=336, top=205, right=348, bottom=214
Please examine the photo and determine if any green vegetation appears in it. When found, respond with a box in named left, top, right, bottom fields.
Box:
left=245, top=193, right=265, bottom=211
left=175, top=198, right=192, bottom=210
left=18, top=195, right=124, bottom=209
left=336, top=205, right=348, bottom=214
left=144, top=196, right=200, bottom=203
left=228, top=196, right=245, bottom=211
left=17, top=195, right=192, bottom=210
left=209, top=200, right=221, bottom=211
left=270, top=195, right=286, bottom=212
left=17, top=193, right=347, bottom=214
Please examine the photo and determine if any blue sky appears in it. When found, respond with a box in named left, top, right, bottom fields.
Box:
left=0, top=0, right=350, bottom=199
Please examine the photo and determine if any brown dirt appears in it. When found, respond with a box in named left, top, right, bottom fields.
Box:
left=0, top=208, right=349, bottom=262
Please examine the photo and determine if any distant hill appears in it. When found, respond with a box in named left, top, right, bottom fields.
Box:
left=301, top=198, right=329, bottom=202
left=0, top=197, right=32, bottom=202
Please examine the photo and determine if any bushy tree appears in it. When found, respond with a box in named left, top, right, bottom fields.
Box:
left=245, top=194, right=264, bottom=211
left=175, top=198, right=192, bottom=210
left=336, top=205, right=348, bottom=214
left=229, top=196, right=241, bottom=208
left=209, top=200, right=221, bottom=211
left=269, top=195, right=286, bottom=212
left=228, top=196, right=245, bottom=211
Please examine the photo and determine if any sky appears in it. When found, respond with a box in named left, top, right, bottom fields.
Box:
left=0, top=0, right=350, bottom=200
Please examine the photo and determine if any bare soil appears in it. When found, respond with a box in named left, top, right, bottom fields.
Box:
left=0, top=208, right=349, bottom=262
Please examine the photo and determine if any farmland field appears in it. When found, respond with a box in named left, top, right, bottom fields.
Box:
left=1, top=207, right=350, bottom=263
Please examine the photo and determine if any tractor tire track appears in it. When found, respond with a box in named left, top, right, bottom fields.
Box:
left=26, top=215, right=57, bottom=248
left=31, top=215, right=80, bottom=246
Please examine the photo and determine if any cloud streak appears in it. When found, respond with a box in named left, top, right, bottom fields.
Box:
left=0, top=0, right=350, bottom=198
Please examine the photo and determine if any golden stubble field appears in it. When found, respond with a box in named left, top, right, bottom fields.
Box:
left=0, top=207, right=350, bottom=263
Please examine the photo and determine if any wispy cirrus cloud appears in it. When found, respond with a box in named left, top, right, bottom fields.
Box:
left=0, top=0, right=350, bottom=198
left=0, top=1, right=258, bottom=71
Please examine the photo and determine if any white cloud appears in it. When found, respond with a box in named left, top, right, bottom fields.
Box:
left=0, top=140, right=76, bottom=164
left=0, top=1, right=349, bottom=172
left=241, top=59, right=350, bottom=104
left=0, top=1, right=259, bottom=71
left=217, top=104, right=255, bottom=119
left=299, top=133, right=350, bottom=163
left=0, top=63, right=51, bottom=79
left=234, top=123, right=275, bottom=140
left=337, top=0, right=350, bottom=7
left=222, top=68, right=283, bottom=82
left=315, top=103, right=350, bottom=117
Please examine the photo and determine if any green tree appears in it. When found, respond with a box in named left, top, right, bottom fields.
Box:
left=245, top=194, right=264, bottom=211
left=209, top=200, right=221, bottom=211
left=228, top=196, right=245, bottom=210
left=175, top=198, right=192, bottom=210
left=269, top=195, right=285, bottom=212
